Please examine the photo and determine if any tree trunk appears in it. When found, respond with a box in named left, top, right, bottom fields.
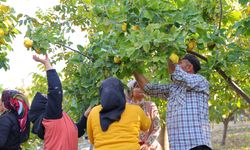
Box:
left=158, top=124, right=170, bottom=150
left=221, top=120, right=229, bottom=145
left=158, top=125, right=164, bottom=149
left=164, top=125, right=170, bottom=150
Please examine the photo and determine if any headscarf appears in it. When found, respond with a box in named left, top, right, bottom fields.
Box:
left=28, top=92, right=47, bottom=139
left=99, top=77, right=126, bottom=131
left=127, top=80, right=137, bottom=94
left=127, top=80, right=145, bottom=105
left=1, top=90, right=30, bottom=142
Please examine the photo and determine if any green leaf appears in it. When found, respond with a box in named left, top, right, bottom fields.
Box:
left=77, top=44, right=84, bottom=52
left=238, top=0, right=248, bottom=5
left=143, top=42, right=150, bottom=52
left=90, top=99, right=99, bottom=107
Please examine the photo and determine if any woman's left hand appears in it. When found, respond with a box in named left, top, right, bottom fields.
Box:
left=84, top=106, right=92, bottom=117
left=140, top=144, right=149, bottom=150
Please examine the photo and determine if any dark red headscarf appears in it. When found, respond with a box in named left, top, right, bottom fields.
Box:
left=1, top=90, right=29, bottom=133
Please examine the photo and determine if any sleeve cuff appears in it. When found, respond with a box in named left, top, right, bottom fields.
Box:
left=46, top=69, right=56, bottom=74
left=143, top=83, right=151, bottom=94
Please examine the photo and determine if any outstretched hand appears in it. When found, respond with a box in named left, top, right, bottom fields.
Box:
left=33, top=54, right=53, bottom=70
left=140, top=144, right=149, bottom=150
left=84, top=106, right=92, bottom=118
left=168, top=59, right=176, bottom=74
left=33, top=54, right=49, bottom=65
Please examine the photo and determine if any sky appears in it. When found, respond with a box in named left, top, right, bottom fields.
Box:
left=0, top=0, right=88, bottom=89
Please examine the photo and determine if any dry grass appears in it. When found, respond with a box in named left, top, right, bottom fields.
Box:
left=211, top=121, right=250, bottom=150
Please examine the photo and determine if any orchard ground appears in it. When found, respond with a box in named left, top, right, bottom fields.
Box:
left=211, top=121, right=250, bottom=150
left=77, top=121, right=250, bottom=150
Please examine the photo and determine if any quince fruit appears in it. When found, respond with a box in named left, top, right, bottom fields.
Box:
left=114, top=56, right=121, bottom=64
left=246, top=6, right=250, bottom=15
left=187, top=40, right=196, bottom=51
left=0, top=28, right=4, bottom=37
left=0, top=5, right=10, bottom=13
left=24, top=38, right=33, bottom=49
left=35, top=48, right=41, bottom=54
left=131, top=25, right=140, bottom=30
left=0, top=38, right=6, bottom=45
left=122, top=22, right=127, bottom=32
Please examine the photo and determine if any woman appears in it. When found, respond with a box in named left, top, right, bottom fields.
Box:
left=127, top=80, right=162, bottom=150
left=29, top=54, right=91, bottom=150
left=87, top=77, right=151, bottom=150
left=0, top=90, right=30, bottom=150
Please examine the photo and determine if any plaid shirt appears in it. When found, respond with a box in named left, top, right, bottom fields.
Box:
left=144, top=65, right=211, bottom=150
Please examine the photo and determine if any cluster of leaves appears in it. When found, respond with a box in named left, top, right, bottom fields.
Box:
left=0, top=0, right=21, bottom=70
left=0, top=0, right=248, bottom=148
left=20, top=0, right=250, bottom=123
left=209, top=70, right=249, bottom=123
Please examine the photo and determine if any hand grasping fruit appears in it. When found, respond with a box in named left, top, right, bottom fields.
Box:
left=169, top=53, right=179, bottom=64
left=168, top=53, right=179, bottom=74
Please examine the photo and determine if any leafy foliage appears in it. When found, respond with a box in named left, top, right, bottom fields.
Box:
left=19, top=0, right=250, bottom=121
left=0, top=2, right=22, bottom=70
left=0, top=0, right=250, bottom=148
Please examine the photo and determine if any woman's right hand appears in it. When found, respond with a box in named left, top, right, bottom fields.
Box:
left=33, top=54, right=53, bottom=70
left=140, top=144, right=149, bottom=150
left=33, top=54, right=49, bottom=64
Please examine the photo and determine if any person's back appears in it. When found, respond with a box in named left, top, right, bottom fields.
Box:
left=87, top=103, right=151, bottom=150
left=42, top=112, right=78, bottom=150
left=29, top=55, right=89, bottom=150
left=0, top=111, right=20, bottom=150
left=0, top=90, right=30, bottom=150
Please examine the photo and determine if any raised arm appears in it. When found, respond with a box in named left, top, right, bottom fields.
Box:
left=133, top=72, right=149, bottom=89
left=33, top=55, right=63, bottom=119
left=133, top=71, right=171, bottom=100
left=171, top=65, right=209, bottom=93
left=87, top=110, right=94, bottom=144
left=33, top=55, right=53, bottom=71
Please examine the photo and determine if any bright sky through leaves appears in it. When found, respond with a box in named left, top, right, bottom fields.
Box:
left=0, top=0, right=60, bottom=89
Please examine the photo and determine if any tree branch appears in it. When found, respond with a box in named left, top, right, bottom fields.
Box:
left=218, top=0, right=223, bottom=32
left=57, top=43, right=95, bottom=61
left=187, top=51, right=250, bottom=104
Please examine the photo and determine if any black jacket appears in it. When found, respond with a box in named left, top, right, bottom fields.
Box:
left=29, top=69, right=87, bottom=139
left=0, top=111, right=21, bottom=150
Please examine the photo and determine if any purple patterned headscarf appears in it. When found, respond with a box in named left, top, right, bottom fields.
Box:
left=1, top=90, right=29, bottom=132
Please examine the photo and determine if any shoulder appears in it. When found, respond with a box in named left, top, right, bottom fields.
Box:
left=126, top=103, right=141, bottom=109
left=0, top=112, right=16, bottom=125
left=89, top=105, right=102, bottom=115
left=125, top=103, right=144, bottom=114
left=196, top=74, right=209, bottom=85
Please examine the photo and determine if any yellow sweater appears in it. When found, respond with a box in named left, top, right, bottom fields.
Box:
left=87, top=103, right=151, bottom=150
